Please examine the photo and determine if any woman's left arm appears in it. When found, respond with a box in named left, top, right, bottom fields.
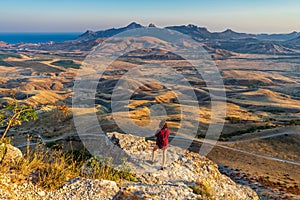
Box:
left=166, top=129, right=170, bottom=137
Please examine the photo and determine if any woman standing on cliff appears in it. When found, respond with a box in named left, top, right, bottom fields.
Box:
left=151, top=120, right=170, bottom=170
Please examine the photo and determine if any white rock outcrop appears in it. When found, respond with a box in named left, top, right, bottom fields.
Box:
left=0, top=132, right=259, bottom=199
left=106, top=132, right=259, bottom=200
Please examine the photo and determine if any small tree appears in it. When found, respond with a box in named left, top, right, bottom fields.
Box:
left=0, top=99, right=38, bottom=141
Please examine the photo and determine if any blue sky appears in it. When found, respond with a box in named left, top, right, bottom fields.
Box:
left=1, top=0, right=299, bottom=33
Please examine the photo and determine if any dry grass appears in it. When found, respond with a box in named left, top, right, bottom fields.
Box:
left=190, top=179, right=215, bottom=199
left=0, top=142, right=138, bottom=190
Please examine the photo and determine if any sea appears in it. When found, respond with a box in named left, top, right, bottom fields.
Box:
left=0, top=32, right=81, bottom=44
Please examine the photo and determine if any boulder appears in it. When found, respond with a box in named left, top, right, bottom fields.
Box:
left=0, top=143, right=23, bottom=163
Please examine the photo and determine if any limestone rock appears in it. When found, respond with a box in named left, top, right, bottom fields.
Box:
left=48, top=177, right=119, bottom=200
left=0, top=143, right=23, bottom=163
left=107, top=132, right=259, bottom=200
left=114, top=183, right=200, bottom=200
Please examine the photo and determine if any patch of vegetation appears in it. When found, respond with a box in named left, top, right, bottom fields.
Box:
left=0, top=143, right=6, bottom=162
left=87, top=156, right=139, bottom=182
left=0, top=60, right=13, bottom=67
left=51, top=60, right=81, bottom=69
left=118, top=57, right=146, bottom=65
left=197, top=134, right=206, bottom=139
left=0, top=99, right=38, bottom=141
left=6, top=61, right=64, bottom=73
left=225, top=116, right=241, bottom=124
left=66, top=149, right=92, bottom=163
left=45, top=141, right=61, bottom=150
left=267, top=109, right=286, bottom=114
left=0, top=144, right=138, bottom=190
left=264, top=117, right=276, bottom=122
left=248, top=83, right=264, bottom=89
left=198, top=123, right=277, bottom=141
left=30, top=58, right=53, bottom=62
left=288, top=120, right=300, bottom=126
left=190, top=181, right=214, bottom=199
left=219, top=124, right=275, bottom=141
left=189, top=185, right=207, bottom=195
left=0, top=53, right=21, bottom=59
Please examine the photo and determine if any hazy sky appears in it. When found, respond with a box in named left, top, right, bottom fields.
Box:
left=1, top=0, right=299, bottom=33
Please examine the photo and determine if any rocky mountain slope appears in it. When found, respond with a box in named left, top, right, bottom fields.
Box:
left=76, top=22, right=143, bottom=42
left=76, top=22, right=300, bottom=42
left=0, top=132, right=258, bottom=199
left=3, top=22, right=300, bottom=56
left=285, top=36, right=300, bottom=49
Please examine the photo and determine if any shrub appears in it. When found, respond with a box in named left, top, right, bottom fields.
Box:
left=0, top=53, right=21, bottom=59
left=51, top=60, right=81, bottom=69
left=86, top=156, right=139, bottom=183
left=289, top=120, right=300, bottom=126
left=190, top=180, right=214, bottom=199
left=0, top=144, right=138, bottom=190
left=220, top=124, right=275, bottom=140
left=0, top=99, right=38, bottom=141
left=225, top=117, right=241, bottom=124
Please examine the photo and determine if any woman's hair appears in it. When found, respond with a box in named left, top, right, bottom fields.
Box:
left=159, top=120, right=168, bottom=129
left=162, top=122, right=168, bottom=129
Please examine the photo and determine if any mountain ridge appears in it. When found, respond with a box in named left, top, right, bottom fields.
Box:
left=76, top=22, right=300, bottom=42
left=2, top=22, right=300, bottom=56
left=76, top=22, right=143, bottom=42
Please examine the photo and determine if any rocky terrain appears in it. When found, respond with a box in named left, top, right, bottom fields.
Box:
left=0, top=132, right=258, bottom=200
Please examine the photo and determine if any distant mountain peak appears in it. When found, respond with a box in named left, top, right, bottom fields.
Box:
left=164, top=24, right=211, bottom=40
left=85, top=30, right=96, bottom=34
left=76, top=30, right=98, bottom=42
left=80, top=30, right=96, bottom=36
left=74, top=23, right=300, bottom=51
left=148, top=23, right=156, bottom=28
left=76, top=22, right=144, bottom=41
left=187, top=24, right=197, bottom=28
left=223, top=29, right=236, bottom=33
left=185, top=24, right=209, bottom=32
left=126, top=22, right=143, bottom=29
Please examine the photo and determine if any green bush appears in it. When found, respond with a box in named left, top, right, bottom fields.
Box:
left=219, top=124, right=275, bottom=140
left=225, top=117, right=241, bottom=124
left=87, top=156, right=139, bottom=183
left=0, top=53, right=21, bottom=59
left=289, top=120, right=300, bottom=126
left=51, top=60, right=81, bottom=69
left=0, top=99, right=38, bottom=141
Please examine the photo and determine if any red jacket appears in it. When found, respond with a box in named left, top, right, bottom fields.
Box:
left=155, top=128, right=170, bottom=149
